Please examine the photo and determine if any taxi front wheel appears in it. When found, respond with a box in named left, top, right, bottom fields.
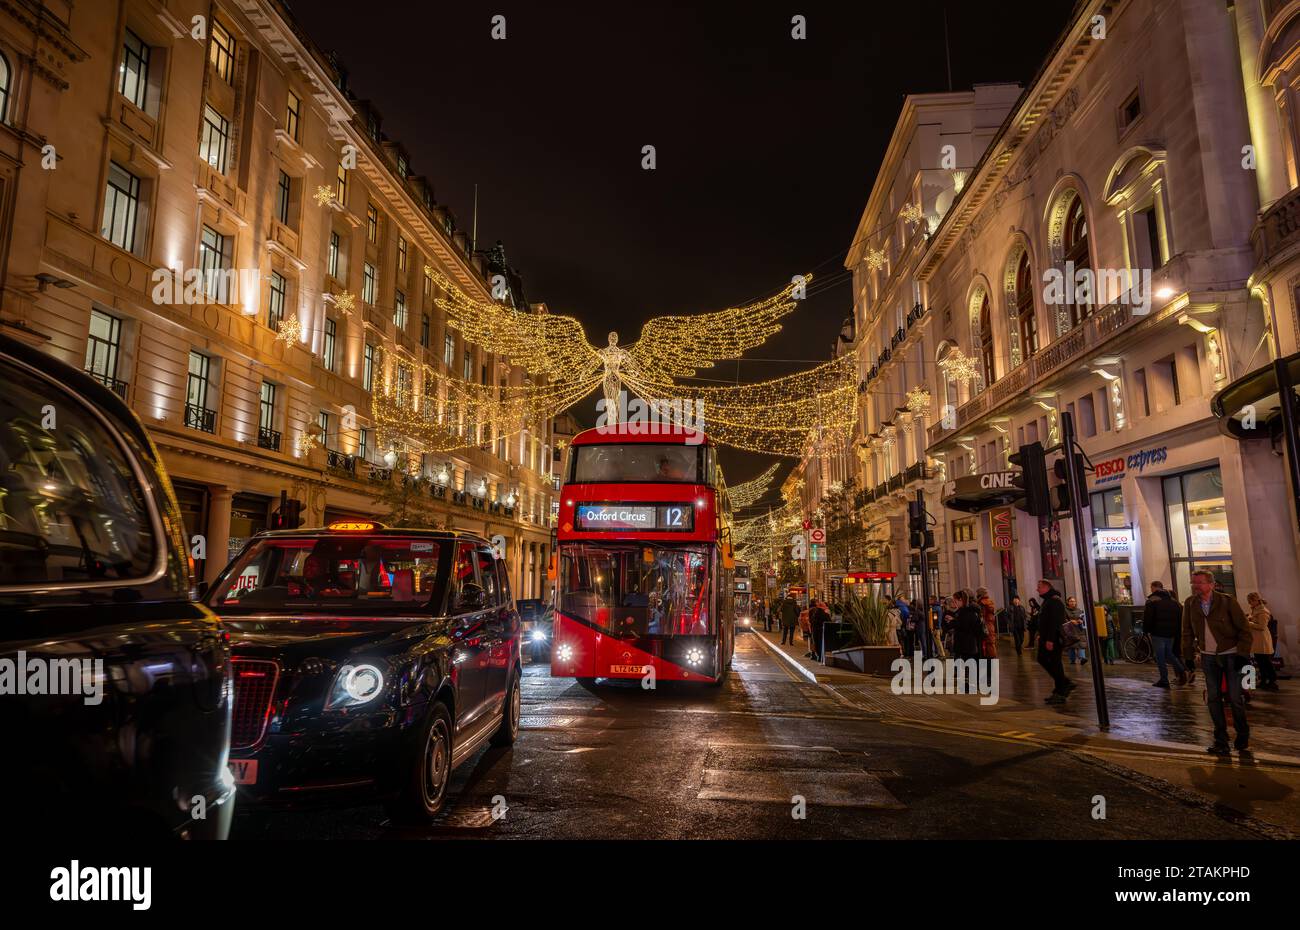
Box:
left=385, top=699, right=453, bottom=825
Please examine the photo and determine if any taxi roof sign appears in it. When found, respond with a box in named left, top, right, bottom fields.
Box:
left=327, top=521, right=384, bottom=532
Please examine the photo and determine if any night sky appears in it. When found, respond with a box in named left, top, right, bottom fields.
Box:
left=291, top=0, right=1076, bottom=509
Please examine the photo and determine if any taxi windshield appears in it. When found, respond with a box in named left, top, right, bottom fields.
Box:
left=210, top=535, right=450, bottom=615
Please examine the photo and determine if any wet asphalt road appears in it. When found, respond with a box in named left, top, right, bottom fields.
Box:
left=231, top=631, right=1264, bottom=839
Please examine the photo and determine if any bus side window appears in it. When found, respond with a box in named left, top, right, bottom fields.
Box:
left=495, top=558, right=511, bottom=605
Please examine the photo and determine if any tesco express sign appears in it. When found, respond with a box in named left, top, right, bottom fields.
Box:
left=1093, top=446, right=1167, bottom=486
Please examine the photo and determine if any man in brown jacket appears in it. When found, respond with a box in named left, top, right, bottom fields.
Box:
left=1181, top=570, right=1252, bottom=755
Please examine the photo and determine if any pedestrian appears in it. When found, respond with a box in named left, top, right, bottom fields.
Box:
left=1246, top=593, right=1279, bottom=691
left=1181, top=570, right=1253, bottom=755
left=1001, top=596, right=1028, bottom=656
left=778, top=594, right=799, bottom=646
left=1093, top=602, right=1115, bottom=665
left=976, top=586, right=998, bottom=659
left=950, top=590, right=985, bottom=661
left=1027, top=597, right=1040, bottom=647
left=809, top=599, right=831, bottom=662
left=1143, top=580, right=1187, bottom=688
left=1036, top=580, right=1073, bottom=703
left=1064, top=596, right=1088, bottom=665
left=895, top=593, right=914, bottom=656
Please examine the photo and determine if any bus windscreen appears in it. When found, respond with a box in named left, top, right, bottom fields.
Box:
left=559, top=543, right=713, bottom=636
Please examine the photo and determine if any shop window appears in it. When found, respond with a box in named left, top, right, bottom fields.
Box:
left=1163, top=467, right=1233, bottom=599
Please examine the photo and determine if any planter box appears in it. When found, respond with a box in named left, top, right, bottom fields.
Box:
left=827, top=644, right=902, bottom=675
left=822, top=621, right=856, bottom=654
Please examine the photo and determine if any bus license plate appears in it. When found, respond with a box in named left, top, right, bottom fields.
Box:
left=229, top=759, right=258, bottom=785
left=609, top=665, right=646, bottom=675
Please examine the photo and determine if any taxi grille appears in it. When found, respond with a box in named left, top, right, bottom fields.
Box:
left=231, top=658, right=280, bottom=750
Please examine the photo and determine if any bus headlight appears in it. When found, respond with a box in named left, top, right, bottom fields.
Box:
left=531, top=629, right=547, bottom=643
left=685, top=648, right=704, bottom=666
left=556, top=643, right=574, bottom=662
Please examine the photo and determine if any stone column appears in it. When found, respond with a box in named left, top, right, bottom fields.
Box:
left=205, top=486, right=234, bottom=585
left=1234, top=0, right=1290, bottom=206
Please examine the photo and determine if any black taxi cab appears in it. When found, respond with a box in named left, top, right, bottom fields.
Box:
left=0, top=334, right=233, bottom=839
left=203, top=521, right=521, bottom=822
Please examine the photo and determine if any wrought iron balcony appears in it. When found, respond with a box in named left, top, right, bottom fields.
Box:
left=85, top=369, right=129, bottom=400
left=184, top=403, right=216, bottom=433
left=257, top=427, right=281, bottom=451
left=326, top=449, right=355, bottom=474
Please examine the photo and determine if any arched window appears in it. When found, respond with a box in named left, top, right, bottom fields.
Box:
left=1063, top=195, right=1092, bottom=328
left=978, top=292, right=994, bottom=385
left=1015, top=251, right=1037, bottom=359
left=0, top=53, right=10, bottom=124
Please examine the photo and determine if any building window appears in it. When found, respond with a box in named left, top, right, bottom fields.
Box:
left=118, top=29, right=151, bottom=111
left=367, top=111, right=380, bottom=143
left=323, top=317, right=337, bottom=371
left=276, top=170, right=292, bottom=225
left=200, top=104, right=230, bottom=173
left=318, top=410, right=331, bottom=448
left=84, top=309, right=123, bottom=389
left=1119, top=88, right=1141, bottom=133
left=363, top=342, right=375, bottom=391
left=394, top=290, right=407, bottom=330
left=199, top=226, right=231, bottom=303
left=210, top=19, right=235, bottom=84
left=423, top=268, right=432, bottom=303
left=328, top=231, right=340, bottom=279
left=421, top=314, right=430, bottom=347
left=1015, top=251, right=1037, bottom=360
left=463, top=349, right=472, bottom=382
left=258, top=381, right=279, bottom=450
left=397, top=235, right=408, bottom=271
left=1089, top=488, right=1132, bottom=603
left=101, top=161, right=141, bottom=253
left=1163, top=467, right=1233, bottom=598
left=285, top=90, right=300, bottom=142
left=397, top=153, right=408, bottom=178
left=336, top=162, right=348, bottom=205
left=186, top=351, right=216, bottom=432
left=444, top=332, right=455, bottom=367
left=978, top=292, right=994, bottom=385
left=268, top=272, right=286, bottom=330
left=0, top=53, right=9, bottom=123
left=367, top=204, right=379, bottom=243
left=1063, top=195, right=1092, bottom=328
left=362, top=262, right=376, bottom=303
left=358, top=427, right=370, bottom=461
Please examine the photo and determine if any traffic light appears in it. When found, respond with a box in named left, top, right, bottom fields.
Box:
left=1009, top=441, right=1050, bottom=516
left=271, top=497, right=303, bottom=529
left=907, top=499, right=935, bottom=550
left=1050, top=453, right=1088, bottom=513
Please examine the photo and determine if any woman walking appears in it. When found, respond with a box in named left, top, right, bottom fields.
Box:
left=1065, top=595, right=1088, bottom=665
left=951, top=590, right=986, bottom=661
left=1247, top=593, right=1279, bottom=691
left=976, top=586, right=998, bottom=659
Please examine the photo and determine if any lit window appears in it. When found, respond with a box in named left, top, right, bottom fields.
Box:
left=118, top=30, right=151, bottom=111
left=210, top=20, right=235, bottom=84
left=199, top=104, right=230, bottom=173
left=268, top=272, right=286, bottom=330
left=362, top=262, right=376, bottom=303
left=101, top=161, right=141, bottom=253
left=285, top=90, right=300, bottom=141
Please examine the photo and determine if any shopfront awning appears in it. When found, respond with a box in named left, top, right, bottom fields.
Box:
left=1210, top=352, right=1300, bottom=441
left=940, top=471, right=1024, bottom=513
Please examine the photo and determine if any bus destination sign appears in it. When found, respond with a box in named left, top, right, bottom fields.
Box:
left=574, top=502, right=695, bottom=532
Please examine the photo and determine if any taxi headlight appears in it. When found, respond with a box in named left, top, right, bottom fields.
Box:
left=326, top=663, right=386, bottom=709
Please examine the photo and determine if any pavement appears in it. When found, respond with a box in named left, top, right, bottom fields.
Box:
left=231, top=628, right=1299, bottom=839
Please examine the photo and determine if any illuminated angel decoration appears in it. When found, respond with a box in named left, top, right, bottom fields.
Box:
left=431, top=270, right=808, bottom=424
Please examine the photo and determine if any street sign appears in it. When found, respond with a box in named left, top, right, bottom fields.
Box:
left=809, top=543, right=827, bottom=562
left=809, top=527, right=826, bottom=544
left=801, top=519, right=811, bottom=530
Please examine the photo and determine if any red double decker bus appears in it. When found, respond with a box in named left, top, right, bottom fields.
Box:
left=550, top=425, right=735, bottom=685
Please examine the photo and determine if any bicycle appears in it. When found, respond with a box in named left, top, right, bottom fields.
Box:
left=1122, top=620, right=1152, bottom=663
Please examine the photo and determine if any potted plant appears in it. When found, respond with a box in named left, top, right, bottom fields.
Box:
left=826, top=593, right=902, bottom=675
